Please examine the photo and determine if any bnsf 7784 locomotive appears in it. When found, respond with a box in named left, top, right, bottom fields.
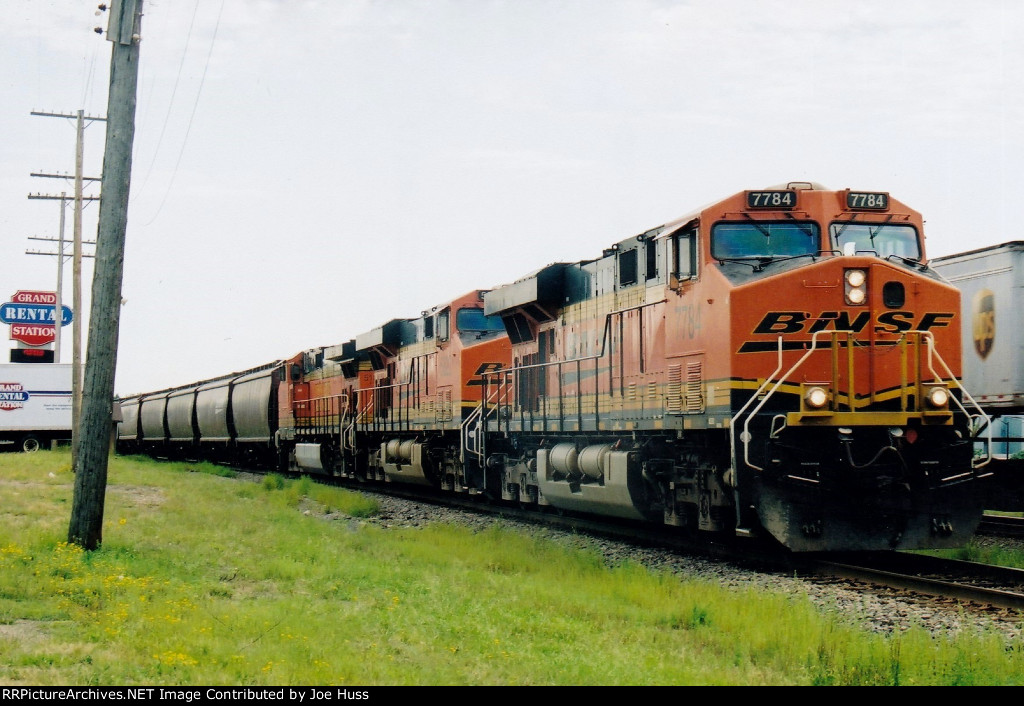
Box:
left=118, top=182, right=991, bottom=552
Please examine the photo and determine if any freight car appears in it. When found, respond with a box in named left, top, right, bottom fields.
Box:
left=118, top=182, right=993, bottom=552
left=116, top=361, right=287, bottom=469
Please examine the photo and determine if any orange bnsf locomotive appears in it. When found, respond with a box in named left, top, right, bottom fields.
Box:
left=117, top=182, right=992, bottom=552
left=280, top=289, right=511, bottom=490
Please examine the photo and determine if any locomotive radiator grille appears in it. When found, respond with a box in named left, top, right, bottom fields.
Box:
left=667, top=364, right=682, bottom=413
left=685, top=361, right=704, bottom=413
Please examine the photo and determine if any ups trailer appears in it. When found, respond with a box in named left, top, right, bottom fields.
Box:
left=932, top=241, right=1024, bottom=412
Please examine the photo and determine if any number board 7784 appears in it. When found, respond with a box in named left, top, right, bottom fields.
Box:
left=746, top=190, right=796, bottom=209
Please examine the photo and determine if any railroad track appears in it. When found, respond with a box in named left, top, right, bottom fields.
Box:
left=798, top=552, right=1024, bottom=612
left=978, top=513, right=1024, bottom=538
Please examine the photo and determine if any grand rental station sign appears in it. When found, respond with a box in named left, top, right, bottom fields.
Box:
left=0, top=291, right=72, bottom=347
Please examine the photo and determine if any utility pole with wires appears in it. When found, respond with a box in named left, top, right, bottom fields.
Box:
left=28, top=110, right=104, bottom=471
left=25, top=198, right=98, bottom=364
left=69, top=0, right=144, bottom=551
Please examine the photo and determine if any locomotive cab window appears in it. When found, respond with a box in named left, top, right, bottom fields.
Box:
left=618, top=249, right=638, bottom=286
left=672, top=226, right=698, bottom=280
left=711, top=222, right=819, bottom=260
left=830, top=223, right=921, bottom=261
left=437, top=309, right=450, bottom=343
left=456, top=308, right=505, bottom=337
left=645, top=238, right=658, bottom=281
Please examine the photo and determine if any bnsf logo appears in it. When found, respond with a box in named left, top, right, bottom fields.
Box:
left=467, top=362, right=505, bottom=386
left=753, top=310, right=954, bottom=335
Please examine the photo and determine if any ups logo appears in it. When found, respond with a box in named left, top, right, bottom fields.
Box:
left=972, top=289, right=995, bottom=360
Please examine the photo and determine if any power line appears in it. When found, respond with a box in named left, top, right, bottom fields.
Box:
left=137, top=0, right=203, bottom=194
left=142, top=0, right=225, bottom=225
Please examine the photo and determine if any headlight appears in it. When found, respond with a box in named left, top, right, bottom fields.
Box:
left=845, top=269, right=867, bottom=305
left=926, top=386, right=950, bottom=408
left=804, top=385, right=829, bottom=409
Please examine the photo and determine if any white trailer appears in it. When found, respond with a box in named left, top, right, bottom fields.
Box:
left=0, top=363, right=72, bottom=452
left=932, top=241, right=1024, bottom=412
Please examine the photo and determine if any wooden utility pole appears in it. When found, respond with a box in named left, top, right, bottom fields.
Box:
left=69, top=0, right=144, bottom=550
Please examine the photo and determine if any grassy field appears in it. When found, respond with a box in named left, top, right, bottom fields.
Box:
left=1, top=450, right=1023, bottom=686
left=935, top=537, right=1024, bottom=569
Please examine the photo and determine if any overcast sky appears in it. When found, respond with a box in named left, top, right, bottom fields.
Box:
left=2, top=0, right=1021, bottom=395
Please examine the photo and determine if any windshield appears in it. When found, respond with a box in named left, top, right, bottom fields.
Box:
left=830, top=223, right=920, bottom=260
left=711, top=222, right=820, bottom=260
left=456, top=308, right=505, bottom=334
